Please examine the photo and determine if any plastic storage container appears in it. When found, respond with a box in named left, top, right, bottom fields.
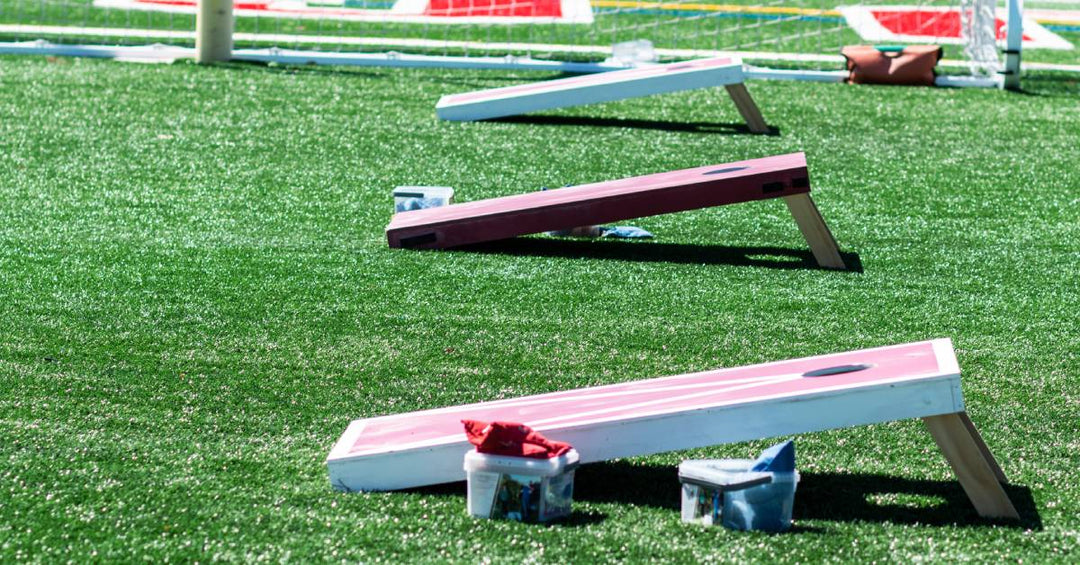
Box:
left=464, top=449, right=579, bottom=522
left=679, top=459, right=799, bottom=532
left=393, top=186, right=454, bottom=213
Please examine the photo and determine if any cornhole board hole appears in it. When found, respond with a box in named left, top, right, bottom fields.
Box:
left=435, top=57, right=768, bottom=133
left=326, top=338, right=1019, bottom=519
left=385, top=152, right=846, bottom=269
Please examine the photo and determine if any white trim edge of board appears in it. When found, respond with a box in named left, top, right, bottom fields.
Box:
left=434, top=58, right=746, bottom=122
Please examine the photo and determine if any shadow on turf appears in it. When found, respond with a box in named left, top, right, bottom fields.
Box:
left=1012, top=73, right=1080, bottom=98
left=488, top=115, right=781, bottom=136
left=455, top=238, right=863, bottom=272
left=402, top=481, right=608, bottom=525
left=210, top=60, right=389, bottom=79
left=572, top=461, right=1041, bottom=529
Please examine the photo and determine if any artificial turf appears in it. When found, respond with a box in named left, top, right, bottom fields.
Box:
left=0, top=55, right=1078, bottom=562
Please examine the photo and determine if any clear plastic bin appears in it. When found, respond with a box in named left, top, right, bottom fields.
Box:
left=464, top=449, right=578, bottom=523
left=393, top=186, right=454, bottom=213
left=679, top=459, right=799, bottom=532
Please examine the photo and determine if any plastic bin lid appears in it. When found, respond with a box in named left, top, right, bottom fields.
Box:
left=678, top=459, right=782, bottom=490
left=464, top=449, right=579, bottom=477
left=393, top=186, right=455, bottom=199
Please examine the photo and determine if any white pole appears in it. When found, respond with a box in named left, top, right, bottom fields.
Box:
left=196, top=0, right=233, bottom=63
left=1003, top=0, right=1022, bottom=90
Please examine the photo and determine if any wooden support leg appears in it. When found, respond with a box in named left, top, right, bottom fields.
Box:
left=724, top=83, right=769, bottom=134
left=923, top=412, right=1019, bottom=520
left=958, top=411, right=1009, bottom=483
left=783, top=193, right=846, bottom=270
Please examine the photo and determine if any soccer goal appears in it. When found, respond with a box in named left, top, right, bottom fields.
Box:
left=2, top=0, right=1077, bottom=88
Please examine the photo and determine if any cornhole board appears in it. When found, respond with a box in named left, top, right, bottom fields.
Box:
left=435, top=56, right=768, bottom=133
left=385, top=152, right=846, bottom=269
left=326, top=338, right=1019, bottom=519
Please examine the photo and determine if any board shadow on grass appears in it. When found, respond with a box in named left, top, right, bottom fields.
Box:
left=455, top=238, right=862, bottom=272
left=401, top=481, right=608, bottom=526
left=213, top=60, right=390, bottom=79
left=488, top=115, right=781, bottom=136
left=547, top=510, right=609, bottom=527
left=573, top=461, right=1040, bottom=529
left=1014, top=73, right=1080, bottom=98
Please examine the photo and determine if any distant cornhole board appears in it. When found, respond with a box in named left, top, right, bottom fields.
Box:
left=435, top=57, right=769, bottom=132
left=386, top=152, right=847, bottom=270
left=327, top=339, right=1019, bottom=519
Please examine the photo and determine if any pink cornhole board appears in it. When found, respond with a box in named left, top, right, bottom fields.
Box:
left=385, top=152, right=845, bottom=268
left=435, top=57, right=763, bottom=126
left=325, top=338, right=1018, bottom=519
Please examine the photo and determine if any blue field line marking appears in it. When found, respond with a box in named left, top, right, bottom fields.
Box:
left=1045, top=24, right=1080, bottom=32
left=341, top=1, right=396, bottom=8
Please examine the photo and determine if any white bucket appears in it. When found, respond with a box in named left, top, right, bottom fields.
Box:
left=679, top=459, right=799, bottom=532
left=463, top=449, right=578, bottom=522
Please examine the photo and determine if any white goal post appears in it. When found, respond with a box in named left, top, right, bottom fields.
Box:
left=196, top=0, right=233, bottom=63
left=1004, top=0, right=1024, bottom=89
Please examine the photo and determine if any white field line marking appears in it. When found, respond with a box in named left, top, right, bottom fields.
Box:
left=92, top=0, right=597, bottom=24
left=0, top=24, right=196, bottom=40
left=1027, top=8, right=1080, bottom=21
left=390, top=0, right=428, bottom=15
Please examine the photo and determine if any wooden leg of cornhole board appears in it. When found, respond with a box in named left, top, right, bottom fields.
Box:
left=724, top=83, right=769, bottom=134
left=957, top=411, right=1008, bottom=483
left=923, top=412, right=1019, bottom=520
left=783, top=193, right=846, bottom=270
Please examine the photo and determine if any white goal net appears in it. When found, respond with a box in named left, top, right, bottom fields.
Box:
left=1, top=0, right=1072, bottom=83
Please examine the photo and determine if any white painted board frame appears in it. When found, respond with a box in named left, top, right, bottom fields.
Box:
left=435, top=57, right=767, bottom=131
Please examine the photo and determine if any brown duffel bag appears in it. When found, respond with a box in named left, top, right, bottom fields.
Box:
left=841, top=45, right=943, bottom=86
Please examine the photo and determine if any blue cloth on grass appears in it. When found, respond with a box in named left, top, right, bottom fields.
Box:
left=599, top=226, right=654, bottom=239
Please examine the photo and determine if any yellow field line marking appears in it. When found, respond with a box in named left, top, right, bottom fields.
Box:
left=588, top=1, right=1079, bottom=25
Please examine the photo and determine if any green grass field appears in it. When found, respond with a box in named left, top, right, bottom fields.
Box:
left=1, top=55, right=1078, bottom=562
